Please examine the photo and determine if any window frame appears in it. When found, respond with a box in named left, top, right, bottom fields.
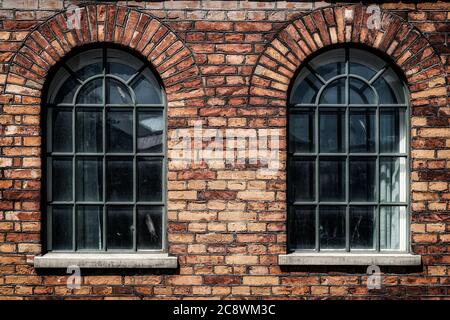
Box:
left=287, top=45, right=411, bottom=254
left=43, top=45, right=168, bottom=254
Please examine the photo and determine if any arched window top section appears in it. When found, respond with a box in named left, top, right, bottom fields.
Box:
left=47, top=47, right=163, bottom=105
left=290, top=47, right=407, bottom=106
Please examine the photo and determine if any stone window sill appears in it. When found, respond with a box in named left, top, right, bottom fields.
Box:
left=278, top=253, right=421, bottom=266
left=34, top=253, right=178, bottom=269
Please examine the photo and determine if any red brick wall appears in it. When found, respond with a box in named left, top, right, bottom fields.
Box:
left=0, top=1, right=449, bottom=299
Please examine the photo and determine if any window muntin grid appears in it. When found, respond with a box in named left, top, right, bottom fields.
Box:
left=45, top=47, right=166, bottom=252
left=288, top=47, right=409, bottom=253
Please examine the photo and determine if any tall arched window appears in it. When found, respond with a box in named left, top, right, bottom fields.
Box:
left=288, top=47, right=409, bottom=253
left=45, top=47, right=166, bottom=252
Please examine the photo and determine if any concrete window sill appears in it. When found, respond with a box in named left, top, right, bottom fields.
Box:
left=278, top=253, right=421, bottom=266
left=34, top=253, right=178, bottom=269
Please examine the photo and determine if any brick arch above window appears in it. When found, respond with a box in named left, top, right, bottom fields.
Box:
left=3, top=4, right=204, bottom=104
left=249, top=4, right=447, bottom=107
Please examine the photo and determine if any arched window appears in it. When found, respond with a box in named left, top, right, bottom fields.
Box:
left=45, top=47, right=166, bottom=252
left=288, top=47, right=409, bottom=253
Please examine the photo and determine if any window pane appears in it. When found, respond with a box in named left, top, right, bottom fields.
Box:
left=349, top=108, right=376, bottom=153
left=319, top=108, right=345, bottom=153
left=106, top=158, right=133, bottom=202
left=373, top=68, right=406, bottom=104
left=107, top=48, right=142, bottom=81
left=319, top=158, right=345, bottom=201
left=350, top=206, right=375, bottom=250
left=106, top=78, right=132, bottom=104
left=77, top=205, right=103, bottom=250
left=138, top=158, right=163, bottom=202
left=290, top=158, right=315, bottom=202
left=349, top=48, right=385, bottom=80
left=289, top=206, right=315, bottom=250
left=319, top=78, right=346, bottom=104
left=289, top=69, right=321, bottom=104
left=349, top=78, right=375, bottom=104
left=67, top=48, right=103, bottom=81
left=132, top=69, right=163, bottom=104
left=52, top=158, right=72, bottom=201
left=380, top=206, right=406, bottom=251
left=349, top=157, right=376, bottom=202
left=76, top=157, right=103, bottom=202
left=107, top=206, right=133, bottom=250
left=138, top=110, right=164, bottom=153
left=289, top=110, right=315, bottom=153
left=52, top=109, right=72, bottom=152
left=49, top=68, right=79, bottom=104
left=380, top=157, right=407, bottom=203
left=52, top=205, right=73, bottom=250
left=380, top=108, right=406, bottom=153
left=76, top=78, right=103, bottom=104
left=76, top=109, right=102, bottom=153
left=138, top=206, right=163, bottom=250
left=319, top=206, right=346, bottom=249
left=310, top=48, right=345, bottom=81
left=107, top=109, right=133, bottom=153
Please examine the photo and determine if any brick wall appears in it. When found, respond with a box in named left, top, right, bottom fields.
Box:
left=0, top=1, right=449, bottom=299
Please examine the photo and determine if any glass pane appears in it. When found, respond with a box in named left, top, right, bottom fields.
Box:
left=107, top=206, right=133, bottom=250
left=349, top=78, right=375, bottom=104
left=138, top=206, right=163, bottom=250
left=310, top=48, right=345, bottom=81
left=107, top=48, right=142, bottom=81
left=76, top=109, right=102, bottom=153
left=349, top=108, right=376, bottom=153
left=319, top=206, right=346, bottom=249
left=380, top=206, right=406, bottom=251
left=106, top=158, right=133, bottom=202
left=77, top=205, right=103, bottom=250
left=349, top=48, right=385, bottom=80
left=51, top=205, right=73, bottom=250
left=138, top=110, right=164, bottom=153
left=76, top=157, right=103, bottom=202
left=132, top=69, right=163, bottom=104
left=319, top=158, right=345, bottom=201
left=289, top=68, right=321, bottom=104
left=76, top=78, right=103, bottom=104
left=349, top=158, right=376, bottom=202
left=107, top=109, right=133, bottom=153
left=66, top=49, right=103, bottom=81
left=373, top=68, right=406, bottom=104
left=289, top=206, right=315, bottom=250
left=52, top=158, right=72, bottom=201
left=380, top=157, right=407, bottom=203
left=289, top=110, right=315, bottom=153
left=380, top=108, right=406, bottom=153
left=319, top=78, right=346, bottom=104
left=106, top=78, right=132, bottom=104
left=49, top=68, right=80, bottom=104
left=52, top=109, right=72, bottom=152
left=138, top=158, right=163, bottom=202
left=350, top=206, right=375, bottom=250
left=290, top=158, right=315, bottom=202
left=319, top=108, right=345, bottom=153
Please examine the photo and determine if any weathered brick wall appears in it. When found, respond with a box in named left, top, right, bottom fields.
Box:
left=0, top=1, right=449, bottom=299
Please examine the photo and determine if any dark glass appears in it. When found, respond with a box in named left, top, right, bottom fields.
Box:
left=310, top=48, right=345, bottom=81
left=107, top=206, right=133, bottom=250
left=373, top=68, right=405, bottom=104
left=77, top=206, right=103, bottom=250
left=67, top=49, right=103, bottom=81
left=138, top=110, right=164, bottom=153
left=349, top=48, right=385, bottom=80
left=138, top=158, right=163, bottom=202
left=52, top=109, right=72, bottom=152
left=319, top=108, right=345, bottom=153
left=350, top=206, right=375, bottom=249
left=106, top=158, right=133, bottom=202
left=290, top=69, right=321, bottom=104
left=349, top=108, right=376, bottom=152
left=319, top=158, right=345, bottom=201
left=380, top=206, right=404, bottom=250
left=51, top=205, right=73, bottom=250
left=349, top=158, right=376, bottom=202
left=349, top=78, right=375, bottom=104
left=107, top=49, right=142, bottom=81
left=380, top=108, right=406, bottom=153
left=290, top=158, right=315, bottom=202
left=107, top=109, right=133, bottom=153
left=132, top=70, right=163, bottom=104
left=380, top=157, right=406, bottom=203
left=289, top=110, right=315, bottom=153
left=76, top=109, right=102, bottom=152
left=52, top=158, right=72, bottom=201
left=106, top=78, right=132, bottom=104
left=76, top=157, right=103, bottom=202
left=138, top=206, right=163, bottom=250
left=319, top=206, right=346, bottom=249
left=319, top=78, right=346, bottom=104
left=289, top=206, right=316, bottom=250
left=53, top=73, right=79, bottom=104
left=76, top=78, right=103, bottom=104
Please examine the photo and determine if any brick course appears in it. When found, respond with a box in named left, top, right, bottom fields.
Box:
left=0, top=1, right=449, bottom=299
